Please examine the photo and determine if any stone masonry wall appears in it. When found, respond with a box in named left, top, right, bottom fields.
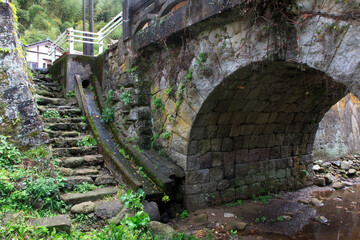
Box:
left=0, top=3, right=47, bottom=146
left=313, top=93, right=360, bottom=159
left=102, top=0, right=360, bottom=209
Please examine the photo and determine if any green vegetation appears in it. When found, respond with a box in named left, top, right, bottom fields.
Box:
left=162, top=195, right=170, bottom=203
left=13, top=0, right=123, bottom=51
left=67, top=90, right=75, bottom=98
left=76, top=135, right=97, bottom=147
left=101, top=89, right=115, bottom=123
left=120, top=88, right=133, bottom=105
left=153, top=97, right=164, bottom=110
left=73, top=182, right=97, bottom=193
left=226, top=199, right=243, bottom=207
left=180, top=210, right=189, bottom=218
left=161, top=131, right=171, bottom=139
left=41, top=109, right=60, bottom=118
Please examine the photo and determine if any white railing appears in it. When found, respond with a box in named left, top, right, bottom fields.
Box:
left=49, top=11, right=123, bottom=62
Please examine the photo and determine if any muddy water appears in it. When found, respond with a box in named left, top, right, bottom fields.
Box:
left=294, top=185, right=360, bottom=240
left=173, top=184, right=360, bottom=240
left=243, top=185, right=360, bottom=240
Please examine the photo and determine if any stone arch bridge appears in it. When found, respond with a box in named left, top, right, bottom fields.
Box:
left=55, top=0, right=360, bottom=209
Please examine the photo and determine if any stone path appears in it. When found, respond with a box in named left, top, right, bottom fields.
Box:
left=33, top=72, right=121, bottom=232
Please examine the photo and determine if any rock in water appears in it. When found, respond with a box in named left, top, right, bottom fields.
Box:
left=333, top=181, right=345, bottom=190
left=310, top=198, right=323, bottom=206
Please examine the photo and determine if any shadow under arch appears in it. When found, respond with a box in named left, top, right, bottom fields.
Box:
left=184, top=61, right=349, bottom=209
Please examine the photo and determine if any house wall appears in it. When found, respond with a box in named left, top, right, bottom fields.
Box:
left=26, top=42, right=62, bottom=68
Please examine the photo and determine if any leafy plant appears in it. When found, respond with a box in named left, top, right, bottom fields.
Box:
left=133, top=145, right=144, bottom=153
left=77, top=136, right=97, bottom=147
left=153, top=98, right=164, bottom=110
left=226, top=199, right=243, bottom=207
left=41, top=109, right=60, bottom=118
left=120, top=88, right=133, bottom=105
left=67, top=90, right=75, bottom=98
left=73, top=182, right=97, bottom=193
left=161, top=131, right=171, bottom=139
left=101, top=90, right=115, bottom=123
left=162, top=195, right=170, bottom=203
left=126, top=66, right=138, bottom=73
left=180, top=210, right=189, bottom=218
left=120, top=189, right=145, bottom=211
left=0, top=135, right=22, bottom=169
left=184, top=70, right=193, bottom=81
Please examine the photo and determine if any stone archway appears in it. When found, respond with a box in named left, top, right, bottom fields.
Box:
left=184, top=61, right=348, bottom=209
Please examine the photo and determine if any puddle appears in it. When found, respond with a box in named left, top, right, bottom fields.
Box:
left=172, top=184, right=360, bottom=240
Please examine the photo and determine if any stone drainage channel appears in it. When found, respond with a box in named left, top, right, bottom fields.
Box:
left=171, top=157, right=360, bottom=239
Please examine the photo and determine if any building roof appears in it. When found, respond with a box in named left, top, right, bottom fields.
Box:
left=26, top=38, right=65, bottom=52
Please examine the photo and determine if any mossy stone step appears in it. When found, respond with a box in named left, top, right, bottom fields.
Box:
left=51, top=137, right=82, bottom=148
left=64, top=176, right=94, bottom=189
left=61, top=187, right=119, bottom=205
left=37, top=96, right=67, bottom=106
left=38, top=106, right=83, bottom=117
left=59, top=167, right=99, bottom=176
left=44, top=117, right=84, bottom=124
left=32, top=215, right=71, bottom=234
left=44, top=130, right=80, bottom=138
left=35, top=84, right=62, bottom=93
left=36, top=89, right=63, bottom=98
left=61, top=155, right=104, bottom=168
left=46, top=122, right=87, bottom=131
left=53, top=146, right=98, bottom=157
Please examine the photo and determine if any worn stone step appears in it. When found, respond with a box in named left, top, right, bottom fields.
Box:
left=32, top=215, right=71, bottom=234
left=51, top=137, right=82, bottom=148
left=44, top=117, right=84, bottom=124
left=35, top=84, right=62, bottom=93
left=36, top=89, right=63, bottom=98
left=61, top=155, right=104, bottom=168
left=61, top=187, right=119, bottom=205
left=44, top=130, right=80, bottom=138
left=64, top=176, right=94, bottom=190
left=46, top=122, right=87, bottom=131
left=38, top=106, right=83, bottom=117
left=53, top=146, right=98, bottom=157
left=37, top=95, right=67, bottom=106
left=59, top=167, right=99, bottom=176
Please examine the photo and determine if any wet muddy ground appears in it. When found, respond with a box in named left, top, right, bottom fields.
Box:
left=171, top=182, right=360, bottom=239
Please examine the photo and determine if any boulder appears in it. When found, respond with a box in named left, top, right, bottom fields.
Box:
left=333, top=181, right=345, bottom=190
left=226, top=221, right=247, bottom=231
left=109, top=208, right=133, bottom=225
left=310, top=198, right=323, bottom=206
left=348, top=169, right=356, bottom=176
left=71, top=201, right=96, bottom=214
left=312, top=165, right=321, bottom=171
left=331, top=161, right=341, bottom=168
left=149, top=221, right=175, bottom=239
left=314, top=177, right=326, bottom=186
left=95, top=200, right=123, bottom=219
left=192, top=213, right=208, bottom=223
left=143, top=202, right=161, bottom=221
left=324, top=173, right=334, bottom=185
left=341, top=160, right=352, bottom=170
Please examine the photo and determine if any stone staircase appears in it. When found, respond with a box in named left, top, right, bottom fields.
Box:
left=33, top=72, right=121, bottom=232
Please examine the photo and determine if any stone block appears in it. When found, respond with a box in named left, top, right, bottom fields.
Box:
left=221, top=188, right=236, bottom=203
left=221, top=137, right=234, bottom=152
left=188, top=141, right=198, bottom=155
left=245, top=112, right=259, bottom=123
left=240, top=124, right=255, bottom=135
left=212, top=152, right=224, bottom=167
left=281, top=146, right=292, bottom=158
left=200, top=153, right=212, bottom=169
left=198, top=140, right=211, bottom=156
left=205, top=112, right=220, bottom=125
left=254, top=113, right=270, bottom=124
left=33, top=215, right=71, bottom=234
left=249, top=135, right=259, bottom=148
left=268, top=112, right=278, bottom=123
left=249, top=183, right=262, bottom=195
left=224, top=164, right=235, bottom=179
left=186, top=169, right=210, bottom=184
left=263, top=124, right=276, bottom=134
left=248, top=149, right=260, bottom=162
left=274, top=124, right=285, bottom=133
left=210, top=167, right=224, bottom=181
left=259, top=148, right=270, bottom=161
left=233, top=136, right=244, bottom=149
left=236, top=185, right=250, bottom=199
left=223, top=152, right=236, bottom=166
left=215, top=100, right=232, bottom=112
left=275, top=134, right=285, bottom=146
left=95, top=200, right=123, bottom=219
left=144, top=202, right=161, bottom=221
left=187, top=155, right=200, bottom=171
left=218, top=112, right=233, bottom=125
left=206, top=126, right=218, bottom=138
left=217, top=125, right=231, bottom=138
left=210, top=138, right=222, bottom=151
left=235, top=164, right=248, bottom=176
left=190, top=127, right=205, bottom=140
left=185, top=194, right=210, bottom=210
left=230, top=112, right=246, bottom=124
left=185, top=182, right=217, bottom=195
left=230, top=125, right=241, bottom=137
left=217, top=179, right=230, bottom=191
left=236, top=149, right=248, bottom=164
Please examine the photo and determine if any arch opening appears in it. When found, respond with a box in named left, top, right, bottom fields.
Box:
left=185, top=61, right=348, bottom=209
